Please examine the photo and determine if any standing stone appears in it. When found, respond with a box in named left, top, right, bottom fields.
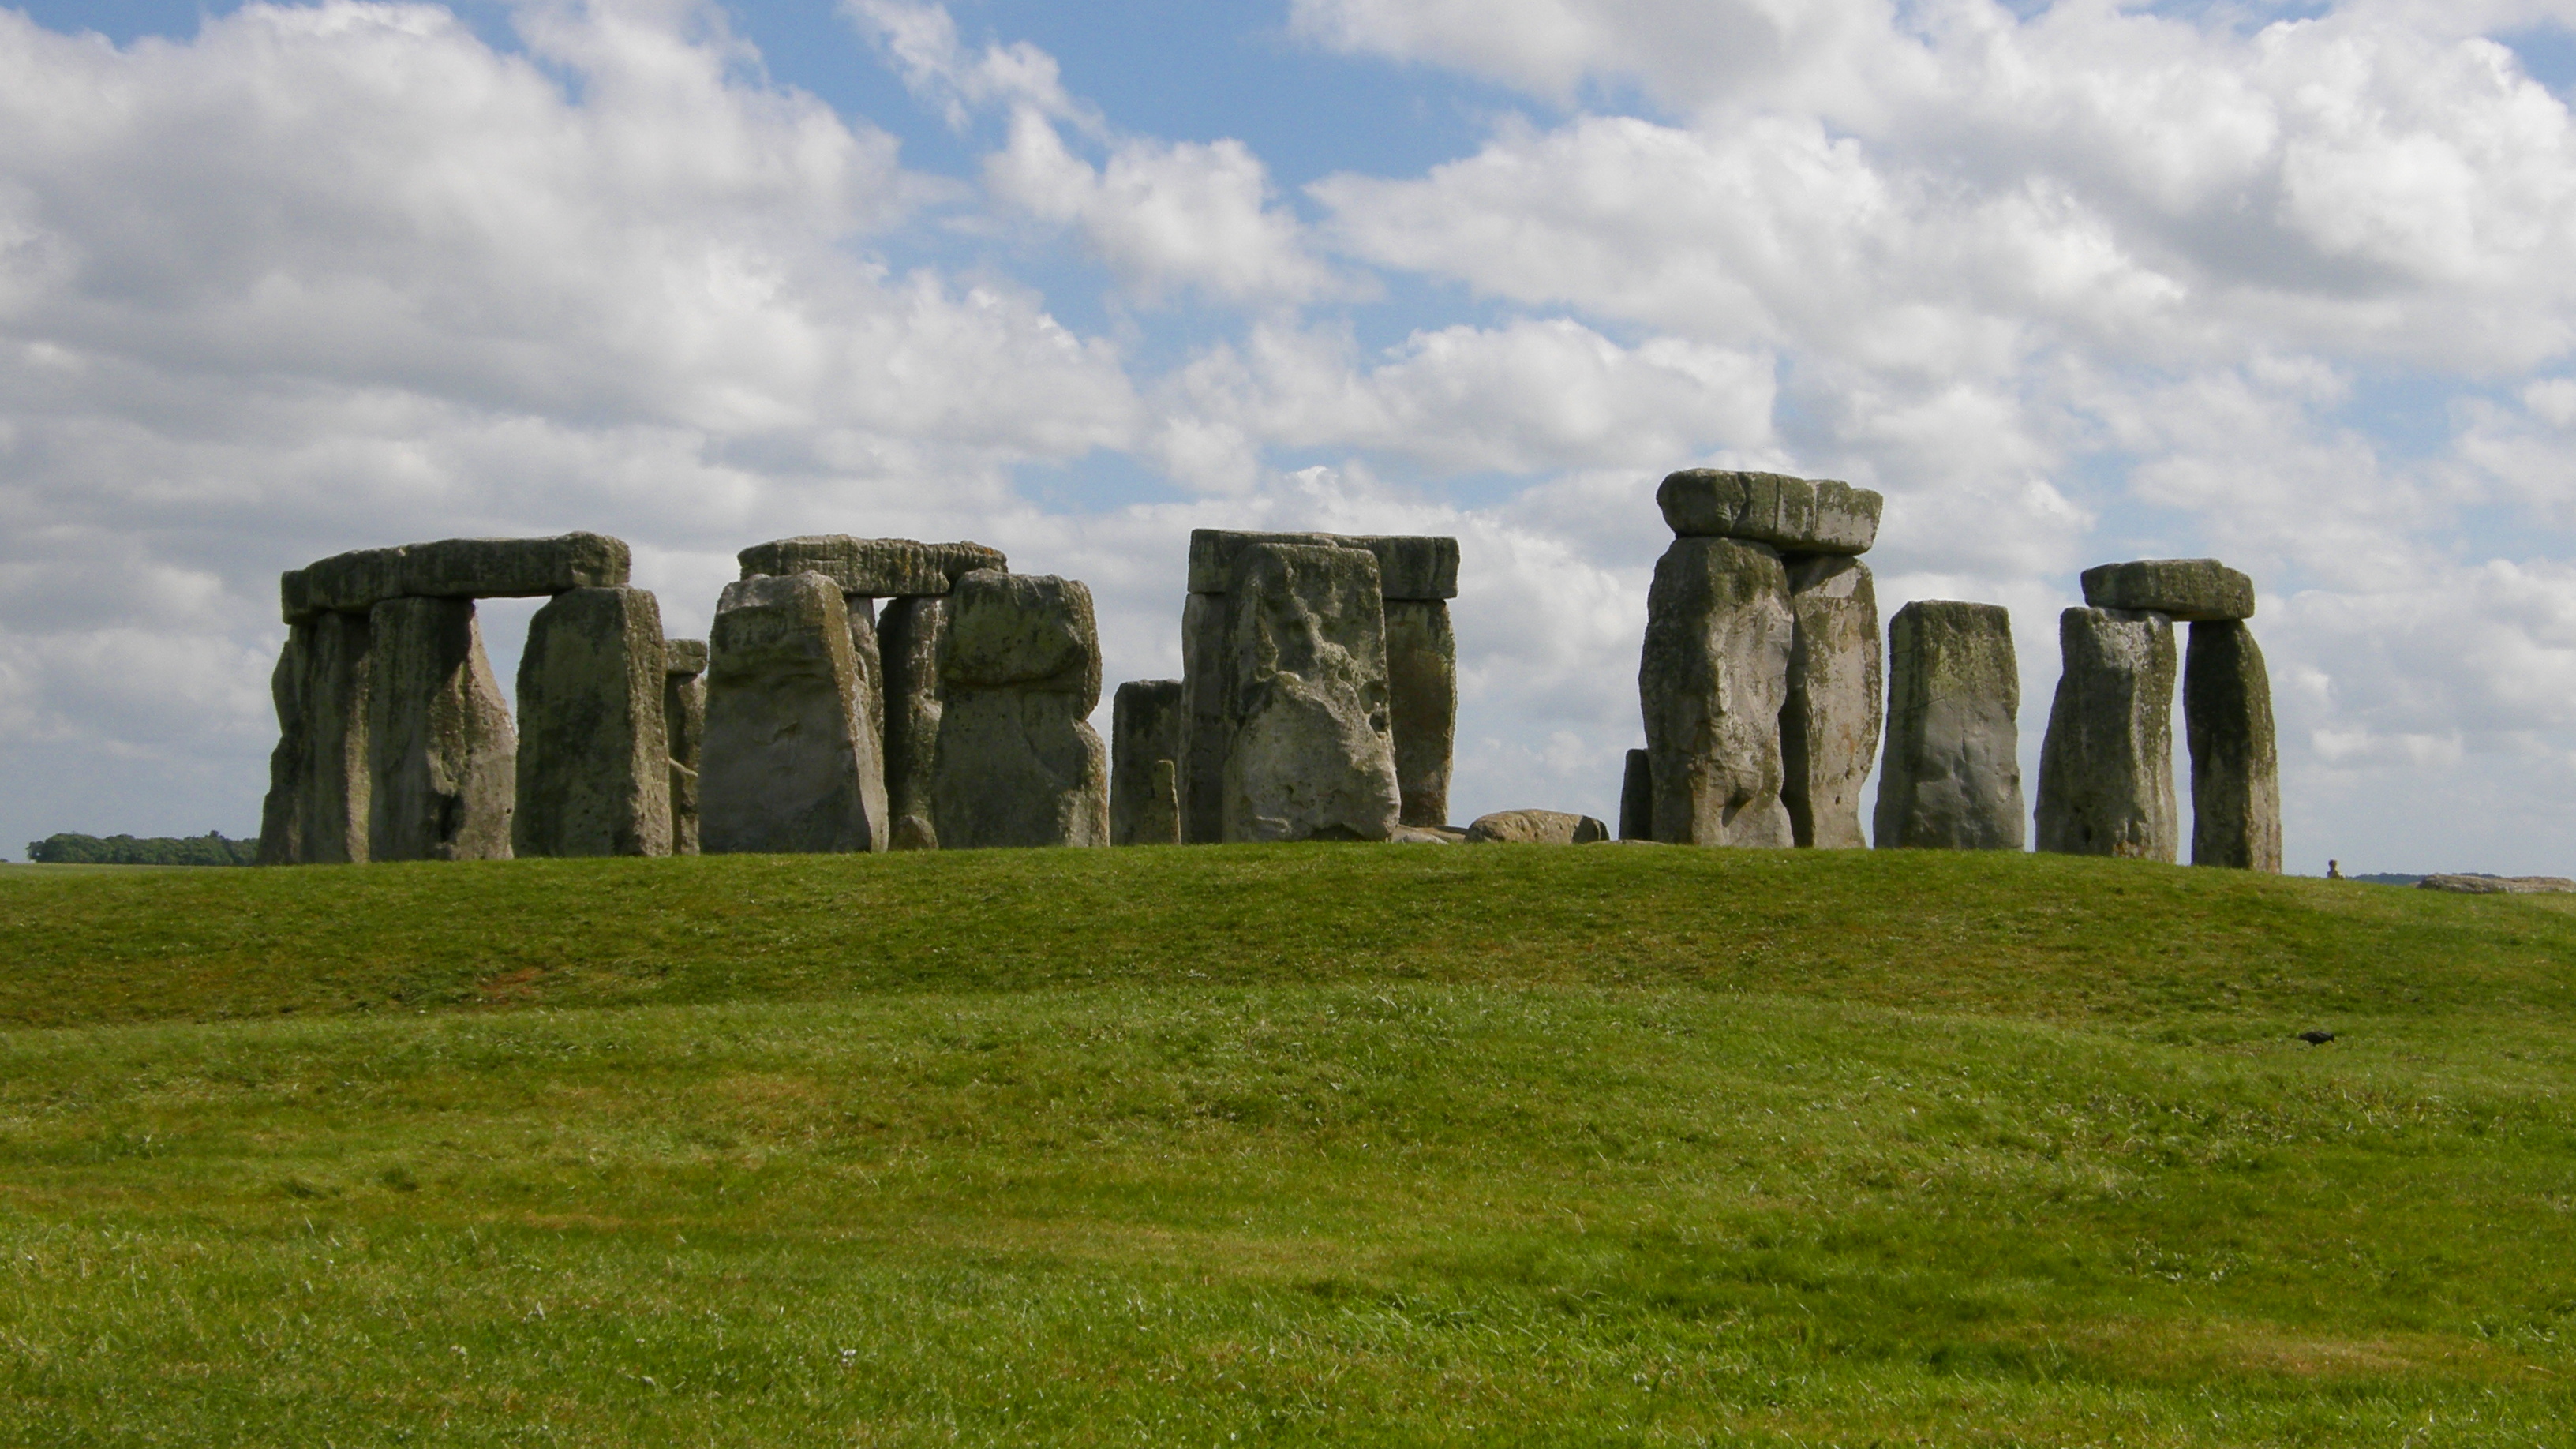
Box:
left=2185, top=620, right=2282, bottom=872
left=878, top=594, right=946, bottom=850
left=366, top=597, right=515, bottom=862
left=256, top=610, right=374, bottom=865
left=1219, top=544, right=1402, bottom=843
left=1179, top=592, right=1231, bottom=844
left=1112, top=680, right=1186, bottom=845
left=1619, top=747, right=1653, bottom=842
left=256, top=626, right=313, bottom=866
left=700, top=575, right=886, bottom=855
left=845, top=593, right=887, bottom=799
left=1383, top=600, right=1456, bottom=828
left=1638, top=537, right=1795, bottom=848
left=1874, top=601, right=2024, bottom=851
left=930, top=571, right=1109, bottom=848
left=514, top=586, right=672, bottom=859
left=664, top=639, right=707, bottom=856
left=2034, top=607, right=2177, bottom=860
left=1780, top=556, right=1881, bottom=849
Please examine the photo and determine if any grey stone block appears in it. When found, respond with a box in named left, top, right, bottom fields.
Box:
left=2034, top=607, right=2177, bottom=860
left=283, top=533, right=630, bottom=622
left=940, top=571, right=1100, bottom=697
left=1464, top=809, right=1608, bottom=844
left=366, top=597, right=515, bottom=862
left=1781, top=556, right=1881, bottom=849
left=1638, top=537, right=1795, bottom=848
left=1188, top=530, right=1458, bottom=600
left=736, top=537, right=1005, bottom=597
left=700, top=574, right=886, bottom=855
left=1656, top=470, right=1882, bottom=554
left=663, top=644, right=706, bottom=856
left=1112, top=680, right=1186, bottom=845
left=1384, top=598, right=1457, bottom=827
left=514, top=586, right=673, bottom=859
left=878, top=594, right=946, bottom=849
left=1220, top=543, right=1402, bottom=842
left=1874, top=601, right=2024, bottom=850
left=2185, top=620, right=2283, bottom=871
left=665, top=638, right=707, bottom=676
left=2080, top=559, right=2256, bottom=621
left=1619, top=747, right=1652, bottom=841
left=1179, top=592, right=1230, bottom=844
left=930, top=571, right=1109, bottom=848
left=256, top=610, right=373, bottom=865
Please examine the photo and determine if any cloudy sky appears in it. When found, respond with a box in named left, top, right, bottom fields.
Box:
left=3, top=0, right=2573, bottom=871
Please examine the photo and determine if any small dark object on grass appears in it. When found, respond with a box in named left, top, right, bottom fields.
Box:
left=2299, top=1029, right=2335, bottom=1045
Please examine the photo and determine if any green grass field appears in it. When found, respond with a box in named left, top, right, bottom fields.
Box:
left=3, top=846, right=2572, bottom=1445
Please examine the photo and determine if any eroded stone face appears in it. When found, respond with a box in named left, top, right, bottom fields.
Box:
left=1219, top=543, right=1401, bottom=843
left=1178, top=592, right=1232, bottom=845
left=1463, top=809, right=1608, bottom=844
left=736, top=537, right=1005, bottom=598
left=1638, top=537, right=1795, bottom=848
left=1874, top=601, right=2024, bottom=851
left=700, top=574, right=885, bottom=856
left=256, top=610, right=374, bottom=865
left=2034, top=607, right=2177, bottom=860
left=878, top=595, right=946, bottom=850
left=2185, top=620, right=2283, bottom=872
left=1383, top=600, right=1457, bottom=828
left=1112, top=680, right=1187, bottom=846
left=1781, top=556, right=1881, bottom=850
left=283, top=533, right=631, bottom=622
left=366, top=597, right=515, bottom=863
left=930, top=571, right=1108, bottom=848
left=663, top=638, right=706, bottom=857
left=515, top=586, right=672, bottom=859
left=2079, top=560, right=2255, bottom=622
left=1187, top=530, right=1459, bottom=600
left=1655, top=471, right=1882, bottom=555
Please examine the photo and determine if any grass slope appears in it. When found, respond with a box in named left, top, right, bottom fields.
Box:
left=3, top=846, right=2573, bottom=1445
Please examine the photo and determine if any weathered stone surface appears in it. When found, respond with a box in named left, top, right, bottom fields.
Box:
left=1389, top=828, right=1456, bottom=844
left=699, top=574, right=886, bottom=855
left=1188, top=530, right=1458, bottom=600
left=846, top=596, right=886, bottom=794
left=2419, top=874, right=2576, bottom=894
left=663, top=639, right=706, bottom=856
left=736, top=537, right=1005, bottom=597
left=1656, top=470, right=1882, bottom=554
left=1781, top=556, right=1881, bottom=849
left=2080, top=559, right=2256, bottom=622
left=878, top=595, right=945, bottom=849
left=1619, top=747, right=1652, bottom=842
left=1465, top=809, right=1609, bottom=844
left=2185, top=620, right=2283, bottom=872
left=1218, top=544, right=1402, bottom=842
left=514, top=586, right=672, bottom=858
left=1179, top=592, right=1230, bottom=844
left=1874, top=601, right=2024, bottom=850
left=256, top=611, right=373, bottom=865
left=930, top=571, right=1109, bottom=848
left=1383, top=599, right=1457, bottom=828
left=1638, top=537, right=1795, bottom=848
left=2034, top=607, right=2177, bottom=860
left=365, top=597, right=515, bottom=862
left=1112, top=680, right=1186, bottom=846
left=283, top=533, right=629, bottom=622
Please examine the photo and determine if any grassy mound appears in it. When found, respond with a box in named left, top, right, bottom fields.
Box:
left=3, top=846, right=2572, bottom=1444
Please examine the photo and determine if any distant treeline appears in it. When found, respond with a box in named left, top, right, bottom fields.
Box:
left=23, top=833, right=258, bottom=866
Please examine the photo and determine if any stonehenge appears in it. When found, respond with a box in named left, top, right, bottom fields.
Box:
left=699, top=574, right=886, bottom=855
left=365, top=597, right=515, bottom=861
left=515, top=585, right=672, bottom=859
left=1111, top=680, right=1185, bottom=845
left=930, top=570, right=1109, bottom=848
left=2035, top=559, right=2281, bottom=871
left=1637, top=471, right=1882, bottom=848
left=1874, top=601, right=2024, bottom=851
left=1174, top=529, right=1457, bottom=843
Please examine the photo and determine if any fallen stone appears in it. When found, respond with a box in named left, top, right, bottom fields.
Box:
left=1874, top=601, right=2024, bottom=851
left=2080, top=559, right=2256, bottom=622
left=1388, top=827, right=1455, bottom=844
left=2185, top=620, right=2282, bottom=871
left=1619, top=747, right=1653, bottom=841
left=2034, top=607, right=2177, bottom=860
left=1112, top=680, right=1187, bottom=846
left=736, top=537, right=1005, bottom=597
left=878, top=595, right=945, bottom=849
left=1187, top=530, right=1459, bottom=600
left=514, top=586, right=672, bottom=858
left=1219, top=543, right=1402, bottom=842
left=930, top=571, right=1109, bottom=848
left=699, top=574, right=886, bottom=855
left=2417, top=874, right=2576, bottom=894
left=664, top=638, right=707, bottom=856
left=1465, top=809, right=1609, bottom=844
left=366, top=597, right=515, bottom=862
left=283, top=533, right=630, bottom=622
left=1638, top=537, right=1795, bottom=848
left=1384, top=599, right=1457, bottom=828
left=256, top=610, right=373, bottom=865
left=1656, top=470, right=1882, bottom=554
left=1781, top=556, right=1881, bottom=849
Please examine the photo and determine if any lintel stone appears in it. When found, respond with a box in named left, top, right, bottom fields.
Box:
left=283, top=533, right=631, bottom=622
left=2079, top=559, right=2256, bottom=621
left=1187, top=530, right=1458, bottom=600
left=737, top=537, right=1005, bottom=597
left=1656, top=470, right=1882, bottom=554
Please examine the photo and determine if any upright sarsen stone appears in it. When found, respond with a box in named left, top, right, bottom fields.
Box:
left=1780, top=556, right=1881, bottom=849
left=515, top=586, right=672, bottom=859
left=1221, top=544, right=1402, bottom=843
left=2185, top=620, right=2283, bottom=872
left=256, top=611, right=374, bottom=865
left=366, top=597, right=515, bottom=862
left=1619, top=747, right=1652, bottom=841
left=2034, top=607, right=2177, bottom=860
left=1638, top=537, right=1795, bottom=848
left=1179, top=592, right=1231, bottom=844
left=930, top=571, right=1109, bottom=848
left=664, top=639, right=707, bottom=856
left=1112, top=680, right=1186, bottom=845
left=700, top=575, right=886, bottom=855
left=878, top=595, right=946, bottom=850
left=1874, top=601, right=2024, bottom=850
left=1383, top=600, right=1456, bottom=828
